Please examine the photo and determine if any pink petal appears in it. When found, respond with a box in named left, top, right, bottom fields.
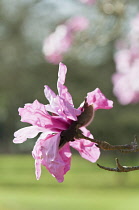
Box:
left=44, top=64, right=81, bottom=121
left=62, top=100, right=81, bottom=121
left=58, top=62, right=67, bottom=85
left=44, top=85, right=56, bottom=104
left=40, top=133, right=69, bottom=182
left=13, top=126, right=45, bottom=144
left=45, top=95, right=80, bottom=121
left=32, top=132, right=49, bottom=180
left=19, top=99, right=68, bottom=131
left=57, top=63, right=73, bottom=105
left=69, top=127, right=100, bottom=163
left=51, top=116, right=70, bottom=130
left=59, top=143, right=72, bottom=174
left=45, top=95, right=65, bottom=118
left=57, top=63, right=81, bottom=120
left=32, top=140, right=42, bottom=180
left=35, top=158, right=42, bottom=180
left=86, top=88, right=113, bottom=110
left=19, top=100, right=52, bottom=127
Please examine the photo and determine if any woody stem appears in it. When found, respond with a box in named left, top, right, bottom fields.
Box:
left=78, top=134, right=138, bottom=152
left=97, top=158, right=139, bottom=172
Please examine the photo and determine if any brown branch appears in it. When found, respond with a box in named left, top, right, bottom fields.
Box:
left=97, top=158, right=139, bottom=172
left=78, top=134, right=139, bottom=153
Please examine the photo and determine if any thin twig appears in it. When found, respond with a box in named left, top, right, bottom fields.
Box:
left=97, top=158, right=139, bottom=172
left=78, top=134, right=139, bottom=152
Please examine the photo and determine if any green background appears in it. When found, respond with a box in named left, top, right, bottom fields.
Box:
left=1, top=155, right=139, bottom=210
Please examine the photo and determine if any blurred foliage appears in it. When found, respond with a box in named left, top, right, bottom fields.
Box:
left=1, top=0, right=139, bottom=153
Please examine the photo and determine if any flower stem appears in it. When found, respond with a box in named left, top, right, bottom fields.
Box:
left=78, top=133, right=139, bottom=152
left=97, top=158, right=139, bottom=172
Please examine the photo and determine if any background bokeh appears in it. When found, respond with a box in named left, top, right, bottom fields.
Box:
left=1, top=0, right=139, bottom=209
left=1, top=0, right=139, bottom=152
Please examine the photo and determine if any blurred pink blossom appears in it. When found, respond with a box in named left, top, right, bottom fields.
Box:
left=13, top=63, right=113, bottom=182
left=66, top=16, right=89, bottom=32
left=113, top=48, right=139, bottom=105
left=79, top=0, right=96, bottom=5
left=112, top=59, right=139, bottom=105
left=129, top=14, right=139, bottom=47
left=114, top=47, right=139, bottom=74
left=112, top=13, right=139, bottom=105
left=43, top=16, right=89, bottom=64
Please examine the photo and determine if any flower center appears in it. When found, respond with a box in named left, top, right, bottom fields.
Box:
left=59, top=101, right=94, bottom=148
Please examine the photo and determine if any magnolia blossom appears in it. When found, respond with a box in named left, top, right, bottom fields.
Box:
left=112, top=14, right=139, bottom=105
left=79, top=0, right=96, bottom=5
left=113, top=48, right=139, bottom=104
left=66, top=16, right=89, bottom=32
left=112, top=59, right=139, bottom=105
left=13, top=63, right=113, bottom=182
left=43, top=16, right=89, bottom=64
left=128, top=14, right=139, bottom=47
left=114, top=46, right=139, bottom=73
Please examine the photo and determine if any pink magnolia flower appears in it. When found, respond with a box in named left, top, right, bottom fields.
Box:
left=79, top=0, right=96, bottom=5
left=66, top=16, right=89, bottom=32
left=112, top=59, right=139, bottom=105
left=114, top=47, right=139, bottom=74
left=13, top=63, right=113, bottom=182
left=43, top=16, right=89, bottom=64
left=129, top=14, right=139, bottom=47
left=112, top=14, right=139, bottom=105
